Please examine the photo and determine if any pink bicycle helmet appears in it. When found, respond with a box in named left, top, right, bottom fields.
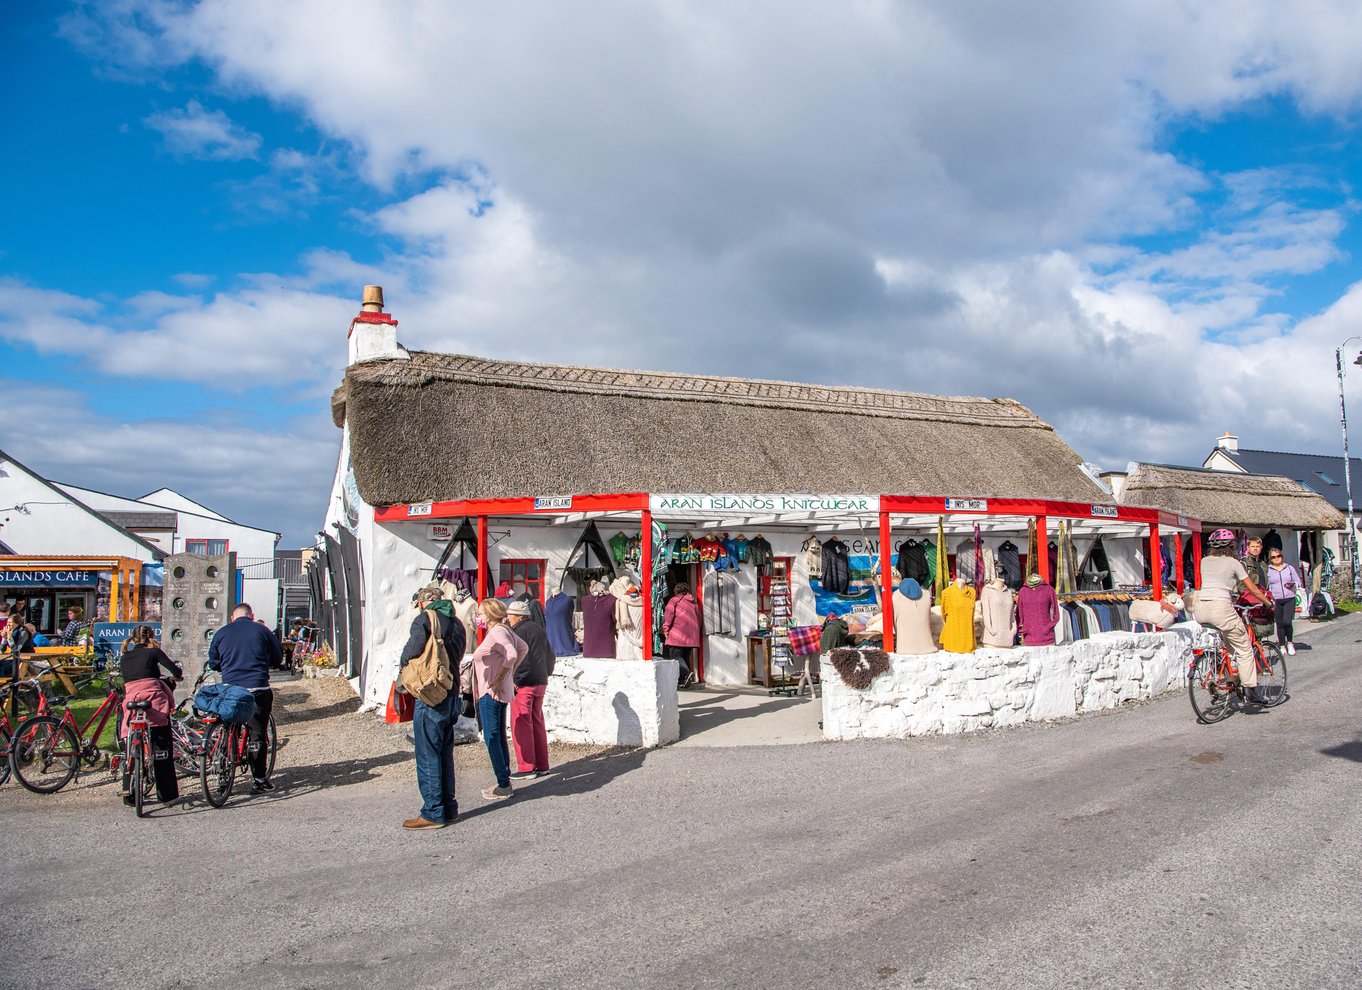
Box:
left=1207, top=528, right=1236, bottom=546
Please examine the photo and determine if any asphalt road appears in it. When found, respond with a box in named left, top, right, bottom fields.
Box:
left=4, top=617, right=1362, bottom=990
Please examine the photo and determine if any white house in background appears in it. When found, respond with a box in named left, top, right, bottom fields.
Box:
left=58, top=482, right=282, bottom=626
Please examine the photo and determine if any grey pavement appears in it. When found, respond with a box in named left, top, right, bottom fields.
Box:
left=4, top=618, right=1362, bottom=990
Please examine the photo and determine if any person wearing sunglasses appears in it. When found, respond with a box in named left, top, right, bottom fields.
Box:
left=1265, top=550, right=1303, bottom=656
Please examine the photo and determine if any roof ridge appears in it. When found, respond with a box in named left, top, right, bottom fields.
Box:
left=349, top=351, right=1051, bottom=429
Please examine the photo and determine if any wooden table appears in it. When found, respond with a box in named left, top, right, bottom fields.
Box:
left=747, top=634, right=775, bottom=688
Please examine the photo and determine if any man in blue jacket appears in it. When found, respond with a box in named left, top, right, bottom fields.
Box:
left=207, top=603, right=282, bottom=792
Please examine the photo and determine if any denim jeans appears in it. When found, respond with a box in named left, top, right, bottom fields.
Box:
left=478, top=694, right=511, bottom=788
left=414, top=692, right=458, bottom=823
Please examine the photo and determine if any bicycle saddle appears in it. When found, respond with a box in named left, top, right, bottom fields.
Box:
left=127, top=700, right=153, bottom=712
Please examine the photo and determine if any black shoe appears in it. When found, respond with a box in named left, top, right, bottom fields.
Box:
left=252, top=778, right=275, bottom=793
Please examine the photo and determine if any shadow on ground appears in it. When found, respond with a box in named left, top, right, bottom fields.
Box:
left=455, top=746, right=647, bottom=821
left=1320, top=738, right=1362, bottom=763
left=677, top=690, right=807, bottom=740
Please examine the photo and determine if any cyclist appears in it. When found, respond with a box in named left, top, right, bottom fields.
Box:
left=120, top=625, right=183, bottom=805
left=1194, top=529, right=1274, bottom=705
left=207, top=603, right=281, bottom=793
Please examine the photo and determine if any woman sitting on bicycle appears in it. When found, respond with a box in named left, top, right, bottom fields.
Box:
left=120, top=625, right=183, bottom=805
left=1194, top=529, right=1274, bottom=705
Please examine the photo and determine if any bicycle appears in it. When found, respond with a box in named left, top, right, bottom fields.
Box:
left=8, top=671, right=124, bottom=794
left=0, top=676, right=49, bottom=787
left=1188, top=603, right=1287, bottom=724
left=115, top=700, right=157, bottom=817
left=168, top=696, right=206, bottom=778
left=199, top=709, right=278, bottom=807
left=194, top=670, right=278, bottom=780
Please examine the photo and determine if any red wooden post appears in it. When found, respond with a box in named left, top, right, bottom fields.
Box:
left=1192, top=532, right=1203, bottom=587
left=879, top=509, right=895, bottom=652
left=476, top=515, right=489, bottom=644
left=641, top=508, right=654, bottom=661
left=1174, top=533, right=1185, bottom=595
left=1036, top=516, right=1050, bottom=583
left=1149, top=523, right=1163, bottom=600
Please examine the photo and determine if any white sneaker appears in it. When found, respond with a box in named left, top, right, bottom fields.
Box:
left=1286, top=642, right=1295, bottom=655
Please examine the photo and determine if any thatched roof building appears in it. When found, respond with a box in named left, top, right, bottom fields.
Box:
left=333, top=352, right=1112, bottom=507
left=1117, top=463, right=1346, bottom=531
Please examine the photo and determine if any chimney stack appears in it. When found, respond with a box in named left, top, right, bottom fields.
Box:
left=347, top=284, right=408, bottom=366
left=1216, top=431, right=1239, bottom=453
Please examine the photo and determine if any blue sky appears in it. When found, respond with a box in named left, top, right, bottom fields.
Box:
left=6, top=2, right=1362, bottom=546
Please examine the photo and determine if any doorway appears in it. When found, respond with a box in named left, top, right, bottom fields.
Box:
left=664, top=562, right=705, bottom=683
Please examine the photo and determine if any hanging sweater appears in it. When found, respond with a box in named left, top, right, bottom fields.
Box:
left=1016, top=583, right=1060, bottom=646
left=939, top=583, right=977, bottom=653
left=896, top=540, right=930, bottom=584
left=997, top=541, right=1023, bottom=589
left=580, top=593, right=617, bottom=658
left=980, top=584, right=1017, bottom=648
left=543, top=592, right=580, bottom=657
left=450, top=594, right=478, bottom=655
left=821, top=539, right=851, bottom=594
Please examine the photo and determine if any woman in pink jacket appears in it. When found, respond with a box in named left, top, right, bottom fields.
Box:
left=471, top=598, right=527, bottom=801
left=662, top=582, right=703, bottom=687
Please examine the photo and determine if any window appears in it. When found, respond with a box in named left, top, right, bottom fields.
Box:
left=499, top=559, right=547, bottom=603
left=185, top=539, right=229, bottom=555
left=1315, top=470, right=1341, bottom=486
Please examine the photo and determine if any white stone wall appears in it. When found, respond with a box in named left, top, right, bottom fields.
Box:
left=821, top=625, right=1197, bottom=739
left=545, top=657, right=680, bottom=748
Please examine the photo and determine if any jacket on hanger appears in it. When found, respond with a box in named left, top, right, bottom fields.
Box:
left=821, top=539, right=851, bottom=594
left=897, top=539, right=930, bottom=584
left=997, top=541, right=1022, bottom=589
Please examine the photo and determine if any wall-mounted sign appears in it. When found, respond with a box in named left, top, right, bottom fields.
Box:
left=1178, top=516, right=1189, bottom=527
left=1090, top=504, right=1119, bottom=518
left=945, top=498, right=988, bottom=512
left=534, top=496, right=573, bottom=510
left=407, top=503, right=433, bottom=517
left=0, top=569, right=99, bottom=587
left=650, top=494, right=879, bottom=515
left=92, top=622, right=161, bottom=646
left=428, top=523, right=454, bottom=542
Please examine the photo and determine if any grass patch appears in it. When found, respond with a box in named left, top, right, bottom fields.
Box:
left=1336, top=601, right=1362, bottom=613
left=52, top=679, right=122, bottom=751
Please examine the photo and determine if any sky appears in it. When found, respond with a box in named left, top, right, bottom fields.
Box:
left=6, top=1, right=1362, bottom=547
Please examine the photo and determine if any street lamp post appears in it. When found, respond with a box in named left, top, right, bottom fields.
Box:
left=1335, top=339, right=1362, bottom=597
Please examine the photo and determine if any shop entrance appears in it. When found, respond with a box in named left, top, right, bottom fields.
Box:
left=664, top=562, right=705, bottom=683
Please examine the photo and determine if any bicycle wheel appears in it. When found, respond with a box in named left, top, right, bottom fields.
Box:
left=0, top=724, right=10, bottom=787
left=199, top=721, right=237, bottom=808
left=9, top=715, right=81, bottom=793
left=1188, top=651, right=1234, bottom=724
left=131, top=741, right=146, bottom=818
left=267, top=713, right=278, bottom=778
left=1254, top=641, right=1288, bottom=707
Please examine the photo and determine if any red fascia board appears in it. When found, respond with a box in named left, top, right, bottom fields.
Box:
left=879, top=496, right=1193, bottom=528
left=374, top=492, right=649, bottom=522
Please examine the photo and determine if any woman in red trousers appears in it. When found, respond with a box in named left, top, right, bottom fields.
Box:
left=505, top=600, right=553, bottom=780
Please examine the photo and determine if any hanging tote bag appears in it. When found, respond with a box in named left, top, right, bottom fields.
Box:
left=398, top=609, right=455, bottom=706
left=384, top=682, right=416, bottom=724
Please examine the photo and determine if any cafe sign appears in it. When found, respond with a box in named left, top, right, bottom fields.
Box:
left=0, top=569, right=99, bottom=587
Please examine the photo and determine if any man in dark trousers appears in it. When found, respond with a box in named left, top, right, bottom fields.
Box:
left=505, top=600, right=552, bottom=780
left=401, top=583, right=466, bottom=830
left=207, top=603, right=282, bottom=793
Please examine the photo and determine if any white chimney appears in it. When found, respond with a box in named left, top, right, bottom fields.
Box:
left=1216, top=431, right=1239, bottom=452
left=347, top=285, right=409, bottom=366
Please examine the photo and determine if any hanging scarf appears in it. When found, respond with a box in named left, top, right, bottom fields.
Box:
left=1026, top=519, right=1037, bottom=580
left=935, top=516, right=948, bottom=597
left=972, top=522, right=984, bottom=594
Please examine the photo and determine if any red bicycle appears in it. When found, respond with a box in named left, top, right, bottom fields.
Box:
left=113, top=700, right=156, bottom=817
left=8, top=676, right=124, bottom=794
left=1188, top=603, right=1287, bottom=724
left=0, top=676, right=47, bottom=787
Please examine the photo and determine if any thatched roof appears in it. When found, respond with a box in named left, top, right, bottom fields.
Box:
left=1118, top=463, right=1346, bottom=530
left=334, top=352, right=1111, bottom=506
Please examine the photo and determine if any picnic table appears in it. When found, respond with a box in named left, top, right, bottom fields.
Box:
left=4, top=648, right=95, bottom=695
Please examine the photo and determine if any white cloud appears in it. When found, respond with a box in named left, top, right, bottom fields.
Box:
left=144, top=100, right=261, bottom=160
left=0, top=379, right=336, bottom=547
left=41, top=0, right=1362, bottom=481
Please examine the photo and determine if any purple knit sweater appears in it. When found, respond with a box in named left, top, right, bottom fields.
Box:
left=1016, top=583, right=1059, bottom=646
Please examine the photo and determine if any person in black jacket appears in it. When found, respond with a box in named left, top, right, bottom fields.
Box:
left=207, top=603, right=281, bottom=793
left=505, top=600, right=552, bottom=780
left=400, top=583, right=466, bottom=830
left=119, top=626, right=183, bottom=805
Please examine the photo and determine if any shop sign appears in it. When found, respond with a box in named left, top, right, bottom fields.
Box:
left=92, top=622, right=160, bottom=646
left=427, top=523, right=454, bottom=542
left=945, top=498, right=988, bottom=512
left=650, top=493, right=879, bottom=515
left=534, top=496, right=573, bottom=510
left=1178, top=516, right=1189, bottom=527
left=0, top=569, right=98, bottom=587
left=1090, top=505, right=1119, bottom=518
left=407, top=502, right=433, bottom=517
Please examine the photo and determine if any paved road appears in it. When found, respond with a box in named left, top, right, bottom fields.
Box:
left=4, top=618, right=1362, bottom=990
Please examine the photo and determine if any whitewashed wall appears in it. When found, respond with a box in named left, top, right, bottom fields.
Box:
left=821, top=625, right=1197, bottom=739
left=545, top=657, right=680, bottom=747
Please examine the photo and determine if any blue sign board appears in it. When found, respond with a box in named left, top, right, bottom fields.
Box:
left=92, top=622, right=161, bottom=647
left=0, top=569, right=100, bottom=587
